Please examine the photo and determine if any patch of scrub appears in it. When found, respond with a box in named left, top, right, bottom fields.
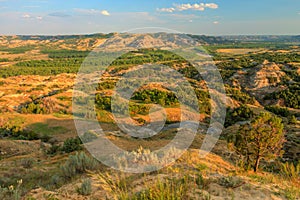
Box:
left=28, top=122, right=68, bottom=136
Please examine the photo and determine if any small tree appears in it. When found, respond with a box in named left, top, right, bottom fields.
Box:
left=230, top=112, right=285, bottom=172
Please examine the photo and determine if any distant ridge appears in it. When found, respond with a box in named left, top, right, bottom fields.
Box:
left=14, top=34, right=300, bottom=43
left=221, top=35, right=300, bottom=43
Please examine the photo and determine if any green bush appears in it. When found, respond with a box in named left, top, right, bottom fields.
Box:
left=280, top=162, right=300, bottom=181
left=46, top=144, right=61, bottom=155
left=49, top=175, right=65, bottom=189
left=61, top=152, right=99, bottom=179
left=289, top=115, right=298, bottom=124
left=81, top=131, right=98, bottom=143
left=97, top=81, right=116, bottom=90
left=265, top=105, right=290, bottom=117
left=61, top=137, right=82, bottom=153
left=0, top=125, right=39, bottom=140
left=218, top=176, right=244, bottom=188
left=134, top=175, right=192, bottom=200
left=20, top=102, right=48, bottom=114
left=225, top=105, right=254, bottom=127
left=77, top=179, right=92, bottom=196
left=20, top=158, right=35, bottom=169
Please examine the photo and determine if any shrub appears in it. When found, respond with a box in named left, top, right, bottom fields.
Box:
left=20, top=158, right=34, bottom=169
left=61, top=152, right=99, bottom=179
left=80, top=131, right=98, bottom=143
left=77, top=179, right=92, bottom=196
left=0, top=179, right=22, bottom=200
left=280, top=162, right=300, bottom=181
left=0, top=186, right=9, bottom=200
left=46, top=144, right=61, bottom=155
left=49, top=175, right=64, bottom=189
left=61, top=137, right=82, bottom=153
left=289, top=115, right=298, bottom=124
left=133, top=174, right=202, bottom=200
left=218, top=176, right=244, bottom=188
left=195, top=173, right=210, bottom=190
left=284, top=186, right=300, bottom=200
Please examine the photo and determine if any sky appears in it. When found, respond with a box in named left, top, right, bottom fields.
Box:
left=0, top=0, right=299, bottom=35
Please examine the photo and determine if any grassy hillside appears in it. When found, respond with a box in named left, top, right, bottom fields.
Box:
left=0, top=33, right=299, bottom=200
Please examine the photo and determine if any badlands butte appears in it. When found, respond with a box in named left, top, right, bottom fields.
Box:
left=0, top=33, right=299, bottom=199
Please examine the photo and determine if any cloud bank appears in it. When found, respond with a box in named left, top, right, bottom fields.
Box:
left=157, top=2, right=218, bottom=13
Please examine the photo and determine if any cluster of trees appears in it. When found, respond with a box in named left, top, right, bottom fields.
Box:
left=226, top=87, right=256, bottom=104
left=0, top=124, right=39, bottom=140
left=220, top=69, right=236, bottom=79
left=178, top=66, right=201, bottom=80
left=0, top=45, right=34, bottom=54
left=111, top=49, right=185, bottom=67
left=264, top=86, right=300, bottom=109
left=0, top=59, right=82, bottom=77
left=20, top=102, right=49, bottom=114
left=132, top=89, right=179, bottom=106
left=94, top=88, right=211, bottom=116
left=96, top=81, right=116, bottom=90
left=0, top=49, right=92, bottom=78
left=249, top=52, right=300, bottom=64
left=94, top=94, right=151, bottom=116
left=225, top=105, right=254, bottom=127
left=15, top=58, right=84, bottom=68
left=207, top=42, right=293, bottom=52
left=217, top=57, right=256, bottom=70
left=0, top=48, right=192, bottom=78
left=105, top=48, right=197, bottom=77
left=95, top=94, right=111, bottom=110
left=20, top=98, right=57, bottom=114
left=283, top=68, right=300, bottom=82
left=41, top=50, right=90, bottom=59
left=128, top=103, right=150, bottom=116
left=265, top=105, right=290, bottom=117
left=214, top=52, right=300, bottom=81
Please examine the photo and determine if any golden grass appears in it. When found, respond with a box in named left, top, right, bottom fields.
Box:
left=216, top=48, right=264, bottom=55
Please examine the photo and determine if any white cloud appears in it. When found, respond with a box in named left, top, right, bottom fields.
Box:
left=22, top=14, right=31, bottom=18
left=158, top=2, right=218, bottom=13
left=176, top=3, right=203, bottom=11
left=101, top=10, right=110, bottom=16
left=157, top=8, right=175, bottom=13
left=213, top=21, right=219, bottom=24
left=36, top=16, right=43, bottom=20
left=205, top=3, right=218, bottom=9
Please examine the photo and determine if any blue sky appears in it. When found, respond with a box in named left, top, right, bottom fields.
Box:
left=0, top=0, right=299, bottom=35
